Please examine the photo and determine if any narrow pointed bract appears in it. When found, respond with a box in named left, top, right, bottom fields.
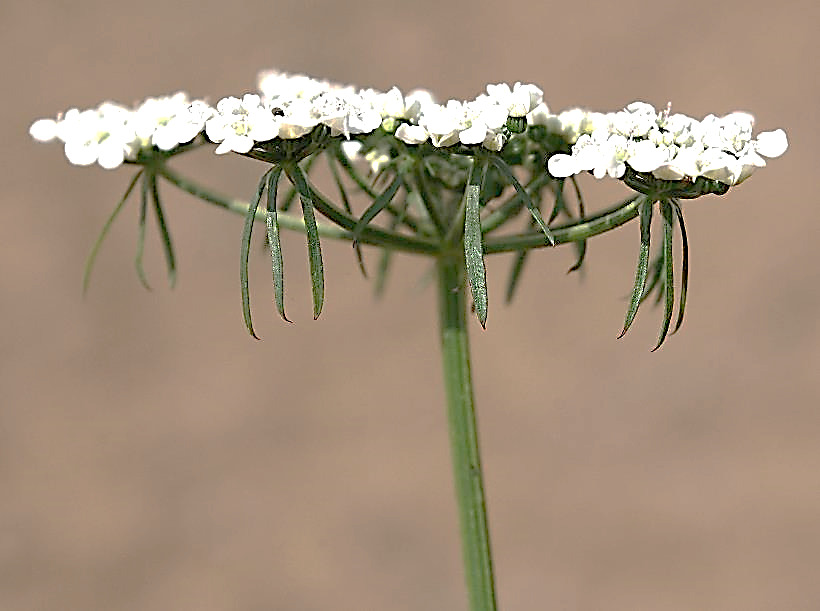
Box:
left=567, top=239, right=586, bottom=273
left=240, top=168, right=271, bottom=339
left=566, top=176, right=587, bottom=273
left=640, top=250, right=664, bottom=304
left=149, top=172, right=176, bottom=288
left=352, top=175, right=403, bottom=246
left=327, top=154, right=367, bottom=276
left=490, top=155, right=555, bottom=245
left=285, top=163, right=325, bottom=319
left=83, top=170, right=143, bottom=294
left=135, top=174, right=152, bottom=290
left=671, top=200, right=689, bottom=334
left=505, top=248, right=530, bottom=303
left=619, top=196, right=653, bottom=338
left=265, top=167, right=289, bottom=323
left=652, top=200, right=676, bottom=351
left=464, top=158, right=489, bottom=327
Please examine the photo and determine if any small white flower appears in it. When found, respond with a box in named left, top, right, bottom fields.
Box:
left=553, top=108, right=587, bottom=142
left=403, top=89, right=436, bottom=123
left=57, top=103, right=136, bottom=169
left=659, top=112, right=699, bottom=146
left=548, top=108, right=608, bottom=144
left=589, top=133, right=629, bottom=179
left=370, top=87, right=406, bottom=120
left=611, top=101, right=657, bottom=139
left=156, top=98, right=213, bottom=150
left=627, top=139, right=672, bottom=173
left=571, top=132, right=629, bottom=179
left=130, top=93, right=213, bottom=152
left=697, top=148, right=742, bottom=184
left=652, top=143, right=704, bottom=181
left=700, top=112, right=754, bottom=153
left=394, top=123, right=428, bottom=145
left=525, top=102, right=552, bottom=126
left=547, top=153, right=578, bottom=178
left=206, top=94, right=279, bottom=154
left=486, top=82, right=543, bottom=117
left=548, top=131, right=629, bottom=179
left=482, top=132, right=506, bottom=152
left=457, top=97, right=507, bottom=146
left=257, top=70, right=335, bottom=103
left=419, top=102, right=464, bottom=148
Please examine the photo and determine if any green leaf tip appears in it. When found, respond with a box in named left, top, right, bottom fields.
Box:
left=618, top=196, right=653, bottom=339
left=240, top=168, right=270, bottom=339
left=490, top=155, right=556, bottom=246
left=83, top=169, right=143, bottom=295
left=651, top=200, right=675, bottom=351
left=671, top=201, right=688, bottom=335
left=352, top=175, right=402, bottom=247
left=284, top=163, right=325, bottom=320
left=265, top=167, right=290, bottom=324
left=149, top=173, right=176, bottom=289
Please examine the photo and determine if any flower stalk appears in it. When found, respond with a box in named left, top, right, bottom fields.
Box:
left=437, top=252, right=497, bottom=611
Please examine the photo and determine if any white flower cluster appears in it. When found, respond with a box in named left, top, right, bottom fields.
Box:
left=258, top=71, right=543, bottom=153
left=31, top=73, right=546, bottom=167
left=30, top=73, right=787, bottom=187
left=391, top=82, right=543, bottom=151
left=544, top=102, right=788, bottom=186
left=29, top=93, right=214, bottom=169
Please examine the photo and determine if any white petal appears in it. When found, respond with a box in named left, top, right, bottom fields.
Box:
left=526, top=103, right=552, bottom=126
left=205, top=118, right=227, bottom=143
left=755, top=129, right=788, bottom=158
left=30, top=119, right=58, bottom=142
left=459, top=123, right=487, bottom=145
left=340, top=140, right=362, bottom=160
left=229, top=134, right=254, bottom=154
left=482, top=132, right=506, bottom=151
left=627, top=140, right=667, bottom=172
left=652, top=164, right=686, bottom=181
left=97, top=142, right=126, bottom=169
left=394, top=123, right=428, bottom=145
left=64, top=141, right=97, bottom=166
left=214, top=140, right=234, bottom=155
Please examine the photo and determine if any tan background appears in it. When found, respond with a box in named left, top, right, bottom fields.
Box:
left=2, top=1, right=819, bottom=609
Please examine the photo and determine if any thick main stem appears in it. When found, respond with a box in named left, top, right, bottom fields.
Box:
left=437, top=253, right=497, bottom=611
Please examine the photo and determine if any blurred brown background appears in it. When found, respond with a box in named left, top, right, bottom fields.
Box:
left=2, top=1, right=819, bottom=609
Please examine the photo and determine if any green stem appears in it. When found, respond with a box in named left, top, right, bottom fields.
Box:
left=483, top=194, right=641, bottom=254
left=160, top=163, right=642, bottom=258
left=158, top=164, right=439, bottom=256
left=437, top=254, right=497, bottom=611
